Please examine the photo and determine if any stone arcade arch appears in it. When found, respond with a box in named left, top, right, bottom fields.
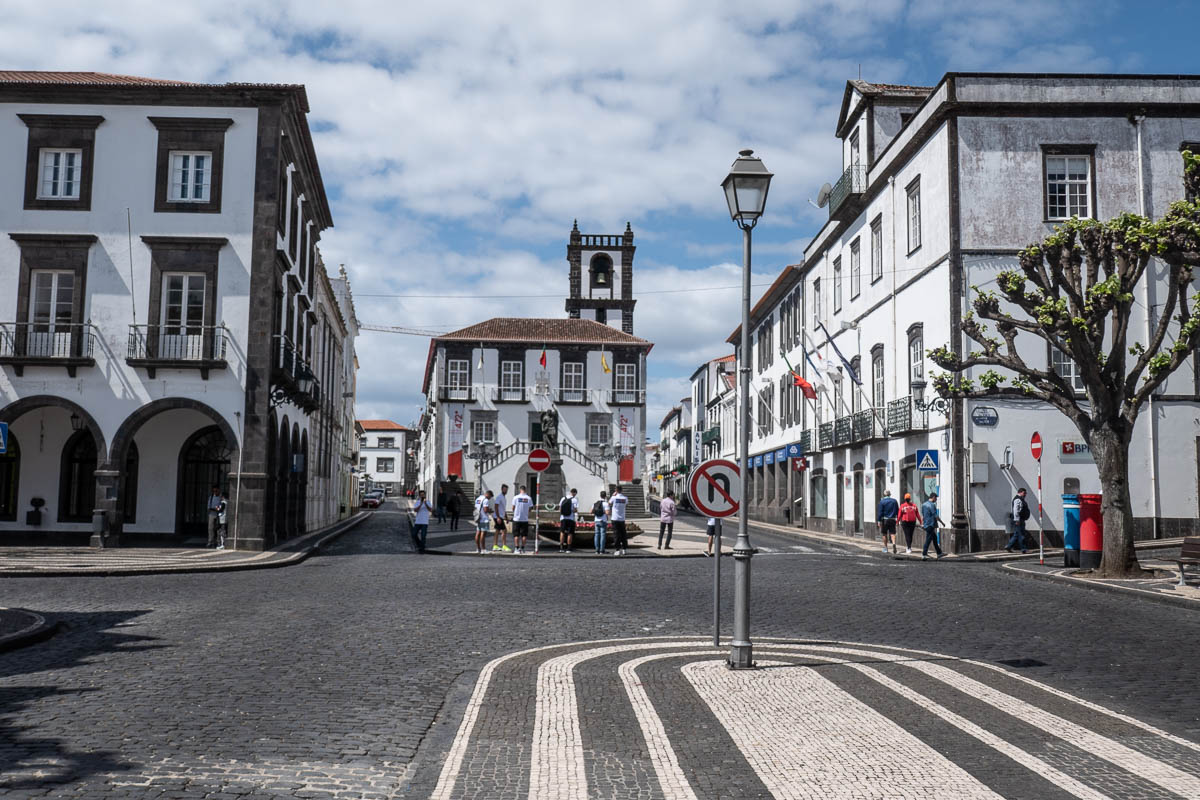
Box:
left=108, top=398, right=239, bottom=543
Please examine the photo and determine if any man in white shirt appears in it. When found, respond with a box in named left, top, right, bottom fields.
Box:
left=558, top=488, right=579, bottom=553
left=491, top=484, right=511, bottom=552
left=592, top=491, right=610, bottom=554
left=609, top=486, right=628, bottom=555
left=511, top=485, right=533, bottom=553
left=473, top=490, right=494, bottom=554
left=411, top=489, right=433, bottom=553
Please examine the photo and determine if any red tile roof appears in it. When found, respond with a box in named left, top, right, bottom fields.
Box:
left=0, top=70, right=200, bottom=86
left=357, top=419, right=410, bottom=431
left=436, top=317, right=652, bottom=347
left=715, top=354, right=736, bottom=363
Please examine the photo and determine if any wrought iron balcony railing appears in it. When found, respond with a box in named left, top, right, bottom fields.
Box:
left=851, top=408, right=887, bottom=443
left=0, top=321, right=97, bottom=377
left=828, top=163, right=867, bottom=222
left=886, top=396, right=924, bottom=435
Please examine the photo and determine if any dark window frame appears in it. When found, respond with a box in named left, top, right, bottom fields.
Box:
left=19, top=114, right=103, bottom=211
left=11, top=233, right=94, bottom=328
left=141, top=236, right=226, bottom=356
left=1041, top=144, right=1097, bottom=222
left=148, top=116, right=233, bottom=214
left=869, top=214, right=884, bottom=284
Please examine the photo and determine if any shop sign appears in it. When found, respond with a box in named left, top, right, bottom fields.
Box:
left=1059, top=439, right=1094, bottom=463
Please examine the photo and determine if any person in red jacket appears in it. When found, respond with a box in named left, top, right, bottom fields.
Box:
left=897, top=493, right=921, bottom=554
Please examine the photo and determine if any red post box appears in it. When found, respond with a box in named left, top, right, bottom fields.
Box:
left=1078, top=493, right=1103, bottom=569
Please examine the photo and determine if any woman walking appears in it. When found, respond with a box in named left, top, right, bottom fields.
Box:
left=897, top=493, right=920, bottom=554
left=658, top=491, right=677, bottom=550
left=447, top=490, right=462, bottom=531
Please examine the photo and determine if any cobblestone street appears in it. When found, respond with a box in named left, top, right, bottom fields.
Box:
left=2, top=503, right=1199, bottom=798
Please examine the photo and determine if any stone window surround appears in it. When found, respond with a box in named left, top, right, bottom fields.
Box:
left=19, top=114, right=104, bottom=211
left=149, top=116, right=233, bottom=214
left=470, top=409, right=498, bottom=443
left=869, top=214, right=884, bottom=284
left=906, top=322, right=924, bottom=388
left=10, top=233, right=95, bottom=328
left=141, top=236, right=227, bottom=335
left=906, top=175, right=922, bottom=255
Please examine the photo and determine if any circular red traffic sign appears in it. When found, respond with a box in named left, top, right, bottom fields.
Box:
left=528, top=448, right=552, bottom=472
left=1030, top=432, right=1043, bottom=461
left=688, top=458, right=741, bottom=518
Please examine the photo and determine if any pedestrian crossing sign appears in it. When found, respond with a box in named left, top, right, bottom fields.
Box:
left=916, top=449, right=939, bottom=472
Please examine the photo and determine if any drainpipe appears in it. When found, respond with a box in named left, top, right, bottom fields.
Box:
left=889, top=175, right=898, bottom=399
left=1132, top=115, right=1161, bottom=539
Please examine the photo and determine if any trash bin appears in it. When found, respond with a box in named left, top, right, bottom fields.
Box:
left=1062, top=493, right=1080, bottom=568
left=1079, top=493, right=1103, bottom=569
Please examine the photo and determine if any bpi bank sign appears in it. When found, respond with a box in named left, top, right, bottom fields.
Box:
left=1059, top=440, right=1094, bottom=463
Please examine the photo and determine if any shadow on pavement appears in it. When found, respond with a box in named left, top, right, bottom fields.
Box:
left=0, top=609, right=163, bottom=789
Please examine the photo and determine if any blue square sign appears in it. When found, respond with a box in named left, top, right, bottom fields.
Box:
left=0, top=422, right=7, bottom=455
left=916, top=449, right=939, bottom=472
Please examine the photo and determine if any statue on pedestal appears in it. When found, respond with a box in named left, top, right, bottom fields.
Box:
left=540, top=408, right=559, bottom=451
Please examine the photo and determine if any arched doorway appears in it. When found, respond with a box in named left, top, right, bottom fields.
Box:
left=123, top=442, right=140, bottom=523
left=0, top=431, right=20, bottom=521
left=264, top=412, right=277, bottom=539
left=287, top=423, right=300, bottom=537
left=59, top=430, right=98, bottom=523
left=835, top=467, right=845, bottom=532
left=852, top=463, right=864, bottom=534
left=298, top=429, right=309, bottom=534
left=176, top=426, right=232, bottom=538
left=274, top=415, right=290, bottom=542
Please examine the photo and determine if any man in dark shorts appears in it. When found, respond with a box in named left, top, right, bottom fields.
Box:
left=511, top=485, right=532, bottom=554
left=491, top=483, right=511, bottom=552
left=877, top=489, right=899, bottom=554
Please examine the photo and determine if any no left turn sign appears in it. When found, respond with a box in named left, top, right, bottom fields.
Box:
left=688, top=459, right=741, bottom=518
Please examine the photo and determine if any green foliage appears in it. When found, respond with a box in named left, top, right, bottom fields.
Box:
left=1183, top=149, right=1200, bottom=176
left=979, top=370, right=1006, bottom=389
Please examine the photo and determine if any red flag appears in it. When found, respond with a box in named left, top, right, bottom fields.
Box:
left=792, top=371, right=817, bottom=399
left=539, top=345, right=547, bottom=368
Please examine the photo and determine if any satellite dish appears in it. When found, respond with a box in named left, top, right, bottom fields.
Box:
left=816, top=182, right=833, bottom=208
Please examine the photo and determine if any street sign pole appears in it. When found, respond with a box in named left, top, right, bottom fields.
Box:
left=1031, top=432, right=1043, bottom=564
left=533, top=474, right=540, bottom=554
left=713, top=518, right=721, bottom=647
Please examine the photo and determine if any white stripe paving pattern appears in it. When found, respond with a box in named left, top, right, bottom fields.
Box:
left=429, top=637, right=1200, bottom=799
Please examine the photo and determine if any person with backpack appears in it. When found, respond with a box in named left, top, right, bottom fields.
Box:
left=921, top=491, right=945, bottom=560
left=592, top=491, right=610, bottom=554
left=215, top=492, right=229, bottom=550
left=1006, top=487, right=1032, bottom=553
left=877, top=489, right=899, bottom=554
left=658, top=491, right=677, bottom=549
left=558, top=488, right=579, bottom=553
left=897, top=493, right=920, bottom=554
left=610, top=486, right=628, bottom=556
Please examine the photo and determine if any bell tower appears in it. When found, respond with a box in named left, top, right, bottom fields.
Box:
left=566, top=220, right=637, bottom=334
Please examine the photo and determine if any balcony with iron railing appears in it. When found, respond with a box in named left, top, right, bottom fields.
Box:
left=701, top=425, right=721, bottom=445
left=607, top=388, right=645, bottom=405
left=799, top=429, right=812, bottom=453
left=437, top=384, right=478, bottom=402
left=886, top=395, right=923, bottom=436
left=828, top=163, right=867, bottom=222
left=494, top=385, right=529, bottom=403
left=0, top=321, right=97, bottom=377
left=126, top=324, right=229, bottom=379
left=554, top=387, right=590, bottom=404
left=852, top=408, right=887, bottom=443
left=273, top=334, right=321, bottom=410
left=834, top=415, right=853, bottom=447
left=818, top=422, right=834, bottom=449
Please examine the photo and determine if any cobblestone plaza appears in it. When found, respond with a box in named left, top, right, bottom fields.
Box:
left=2, top=504, right=1199, bottom=798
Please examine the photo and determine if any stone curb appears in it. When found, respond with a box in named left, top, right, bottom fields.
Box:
left=1001, top=563, right=1200, bottom=611
left=0, top=512, right=372, bottom=578
left=0, top=608, right=57, bottom=652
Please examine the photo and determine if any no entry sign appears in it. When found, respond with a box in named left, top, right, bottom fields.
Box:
left=1030, top=432, right=1043, bottom=461
left=528, top=448, right=552, bottom=472
left=688, top=459, right=741, bottom=518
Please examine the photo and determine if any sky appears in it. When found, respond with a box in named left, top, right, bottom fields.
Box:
left=2, top=0, right=1197, bottom=430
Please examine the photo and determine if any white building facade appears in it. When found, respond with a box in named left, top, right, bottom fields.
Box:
left=357, top=420, right=415, bottom=495
left=416, top=317, right=651, bottom=508
left=736, top=73, right=1200, bottom=551
left=0, top=71, right=355, bottom=549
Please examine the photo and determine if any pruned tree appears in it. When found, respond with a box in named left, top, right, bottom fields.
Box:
left=929, top=153, right=1200, bottom=577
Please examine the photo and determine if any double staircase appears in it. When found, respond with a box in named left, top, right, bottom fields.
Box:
left=622, top=483, right=648, bottom=517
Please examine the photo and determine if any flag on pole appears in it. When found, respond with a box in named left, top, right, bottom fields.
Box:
left=477, top=342, right=484, bottom=371
left=817, top=322, right=862, bottom=385
left=780, top=350, right=817, bottom=399
left=539, top=344, right=547, bottom=368
left=803, top=352, right=829, bottom=392
left=601, top=350, right=612, bottom=374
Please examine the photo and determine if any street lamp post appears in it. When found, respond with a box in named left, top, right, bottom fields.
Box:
left=721, top=149, right=773, bottom=670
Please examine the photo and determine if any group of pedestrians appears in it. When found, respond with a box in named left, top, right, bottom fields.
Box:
left=876, top=489, right=945, bottom=560
left=559, top=486, right=629, bottom=555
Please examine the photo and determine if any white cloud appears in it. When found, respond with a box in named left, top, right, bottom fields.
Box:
left=0, top=0, right=1132, bottom=428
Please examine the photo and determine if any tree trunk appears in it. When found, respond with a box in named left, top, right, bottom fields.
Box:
left=1088, top=423, right=1148, bottom=578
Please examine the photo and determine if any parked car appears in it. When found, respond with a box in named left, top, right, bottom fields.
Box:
left=362, top=490, right=385, bottom=508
